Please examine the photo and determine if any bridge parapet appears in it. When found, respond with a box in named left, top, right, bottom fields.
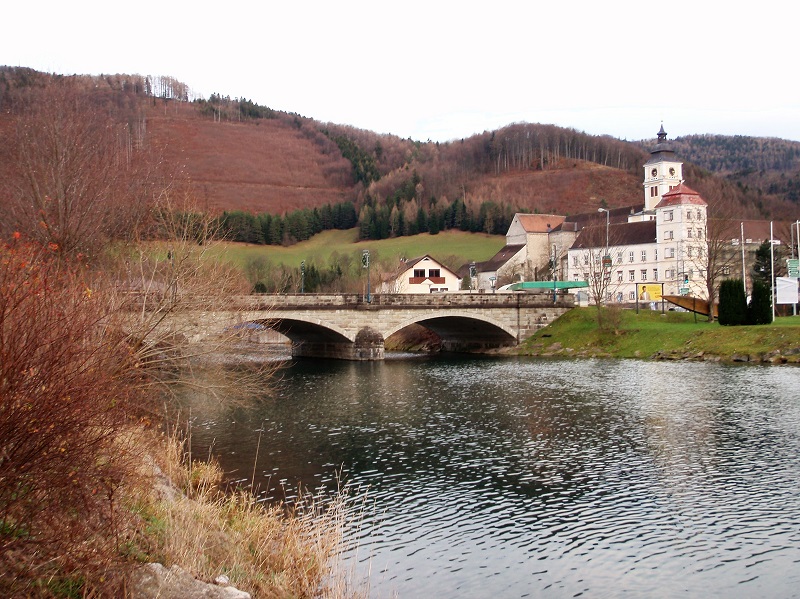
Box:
left=236, top=292, right=573, bottom=310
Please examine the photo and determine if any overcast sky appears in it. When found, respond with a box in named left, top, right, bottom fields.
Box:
left=3, top=0, right=797, bottom=143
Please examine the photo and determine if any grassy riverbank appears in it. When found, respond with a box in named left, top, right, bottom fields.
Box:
left=517, top=308, right=800, bottom=363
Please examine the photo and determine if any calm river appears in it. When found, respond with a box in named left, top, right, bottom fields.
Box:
left=181, top=355, right=800, bottom=598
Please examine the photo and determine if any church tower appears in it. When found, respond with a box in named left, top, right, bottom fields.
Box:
left=643, top=124, right=683, bottom=211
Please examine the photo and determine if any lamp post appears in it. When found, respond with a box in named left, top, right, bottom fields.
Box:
left=362, top=250, right=371, bottom=303
left=469, top=261, right=476, bottom=293
left=597, top=207, right=609, bottom=251
left=300, top=260, right=305, bottom=293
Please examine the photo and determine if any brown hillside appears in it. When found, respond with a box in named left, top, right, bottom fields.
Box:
left=467, top=161, right=643, bottom=215
left=145, top=103, right=354, bottom=214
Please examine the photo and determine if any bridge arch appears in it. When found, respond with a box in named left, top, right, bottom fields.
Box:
left=244, top=315, right=354, bottom=343
left=385, top=311, right=519, bottom=351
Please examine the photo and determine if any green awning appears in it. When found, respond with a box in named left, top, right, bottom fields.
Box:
left=508, top=281, right=590, bottom=291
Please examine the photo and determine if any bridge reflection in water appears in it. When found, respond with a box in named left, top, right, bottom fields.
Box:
left=216, top=293, right=574, bottom=361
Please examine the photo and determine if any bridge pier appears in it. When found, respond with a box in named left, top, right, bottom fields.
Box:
left=292, top=327, right=385, bottom=361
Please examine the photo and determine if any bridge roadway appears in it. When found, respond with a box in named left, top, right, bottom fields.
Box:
left=184, top=292, right=573, bottom=361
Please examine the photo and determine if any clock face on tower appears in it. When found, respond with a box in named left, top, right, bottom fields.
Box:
left=651, top=168, right=658, bottom=177
left=669, top=167, right=676, bottom=176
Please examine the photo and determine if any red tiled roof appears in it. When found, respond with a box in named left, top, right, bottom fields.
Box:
left=654, top=183, right=707, bottom=208
left=515, top=213, right=566, bottom=233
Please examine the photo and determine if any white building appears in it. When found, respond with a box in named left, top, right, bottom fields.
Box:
left=381, top=255, right=460, bottom=293
left=566, top=183, right=708, bottom=303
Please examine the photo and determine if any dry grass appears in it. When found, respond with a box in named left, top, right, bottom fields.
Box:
left=140, top=433, right=363, bottom=599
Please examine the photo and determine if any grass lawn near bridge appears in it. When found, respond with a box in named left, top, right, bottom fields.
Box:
left=520, top=308, right=800, bottom=363
left=210, top=228, right=506, bottom=271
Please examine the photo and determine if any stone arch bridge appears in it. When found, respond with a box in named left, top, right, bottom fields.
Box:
left=178, top=293, right=573, bottom=360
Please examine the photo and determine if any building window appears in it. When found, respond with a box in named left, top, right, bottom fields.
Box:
left=697, top=228, right=704, bottom=239
left=573, top=255, right=579, bottom=267
left=641, top=250, right=647, bottom=262
left=664, top=211, right=673, bottom=222
left=617, top=252, right=623, bottom=264
left=574, top=273, right=580, bottom=281
left=650, top=187, right=658, bottom=197
left=617, top=270, right=623, bottom=282
left=429, top=269, right=440, bottom=278
left=583, top=254, right=589, bottom=265
left=653, top=269, right=659, bottom=281
left=629, top=270, right=635, bottom=281
left=413, top=269, right=425, bottom=278
left=629, top=251, right=635, bottom=262
left=687, top=228, right=693, bottom=238
left=629, top=291, right=636, bottom=301
left=687, top=247, right=693, bottom=258
left=655, top=249, right=658, bottom=260
left=641, top=269, right=647, bottom=280
left=723, top=266, right=731, bottom=275
left=687, top=211, right=693, bottom=220
left=667, top=248, right=675, bottom=258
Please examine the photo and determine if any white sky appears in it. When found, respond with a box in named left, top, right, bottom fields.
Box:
left=3, top=0, right=798, bottom=143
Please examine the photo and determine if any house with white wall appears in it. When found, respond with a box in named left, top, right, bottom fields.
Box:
left=382, top=255, right=460, bottom=293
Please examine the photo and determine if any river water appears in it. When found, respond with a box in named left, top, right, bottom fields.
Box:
left=181, top=355, right=800, bottom=598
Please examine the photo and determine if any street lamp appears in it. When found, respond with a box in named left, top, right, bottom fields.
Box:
left=597, top=207, right=610, bottom=251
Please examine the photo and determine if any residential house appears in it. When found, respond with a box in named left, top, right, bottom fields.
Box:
left=381, top=255, right=460, bottom=293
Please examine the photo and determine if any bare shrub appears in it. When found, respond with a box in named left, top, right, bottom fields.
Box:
left=0, top=235, right=149, bottom=594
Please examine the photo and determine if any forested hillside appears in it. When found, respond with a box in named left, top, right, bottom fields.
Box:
left=2, top=67, right=796, bottom=251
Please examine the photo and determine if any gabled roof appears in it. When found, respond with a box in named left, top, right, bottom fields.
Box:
left=399, top=255, right=459, bottom=277
left=514, top=213, right=566, bottom=233
left=473, top=244, right=526, bottom=273
left=571, top=220, right=657, bottom=249
left=654, top=183, right=706, bottom=208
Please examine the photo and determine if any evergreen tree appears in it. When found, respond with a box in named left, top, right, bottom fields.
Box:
left=718, top=278, right=747, bottom=326
left=747, top=279, right=773, bottom=324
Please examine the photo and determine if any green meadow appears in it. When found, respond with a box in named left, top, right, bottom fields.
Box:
left=213, top=228, right=506, bottom=270
left=521, top=308, right=800, bottom=362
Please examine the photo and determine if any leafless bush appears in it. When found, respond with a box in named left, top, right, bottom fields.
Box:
left=0, top=235, right=150, bottom=594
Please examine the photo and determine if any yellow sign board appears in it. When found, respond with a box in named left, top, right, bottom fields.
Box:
left=636, top=283, right=662, bottom=301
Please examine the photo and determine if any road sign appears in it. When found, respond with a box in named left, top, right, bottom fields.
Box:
left=788, top=258, right=799, bottom=277
left=679, top=286, right=690, bottom=295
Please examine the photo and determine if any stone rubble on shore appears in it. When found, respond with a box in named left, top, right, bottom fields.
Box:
left=129, top=563, right=251, bottom=599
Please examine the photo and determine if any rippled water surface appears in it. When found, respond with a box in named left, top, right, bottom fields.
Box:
left=184, top=357, right=800, bottom=597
